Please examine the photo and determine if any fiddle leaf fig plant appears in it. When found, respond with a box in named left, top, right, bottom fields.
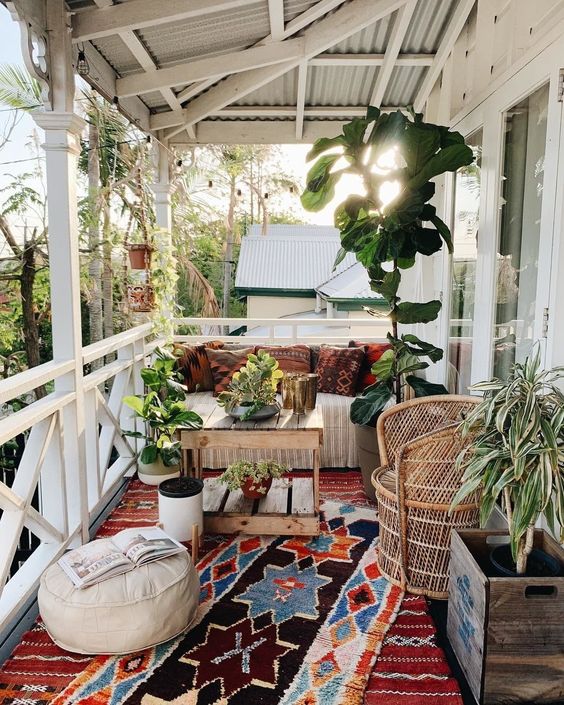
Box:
left=451, top=349, right=564, bottom=575
left=302, top=107, right=474, bottom=425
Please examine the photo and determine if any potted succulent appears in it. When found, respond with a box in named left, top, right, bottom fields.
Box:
left=300, top=106, right=470, bottom=495
left=446, top=349, right=564, bottom=705
left=219, top=459, right=288, bottom=499
left=123, top=347, right=202, bottom=484
left=217, top=350, right=283, bottom=421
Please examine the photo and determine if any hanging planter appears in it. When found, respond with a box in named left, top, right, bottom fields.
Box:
left=127, top=283, right=155, bottom=312
left=127, top=243, right=154, bottom=270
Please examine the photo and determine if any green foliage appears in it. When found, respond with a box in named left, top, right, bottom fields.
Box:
left=217, top=350, right=283, bottom=420
left=302, top=106, right=473, bottom=418
left=123, top=347, right=202, bottom=467
left=452, top=349, right=564, bottom=573
left=0, top=64, right=41, bottom=109
left=219, top=459, right=287, bottom=493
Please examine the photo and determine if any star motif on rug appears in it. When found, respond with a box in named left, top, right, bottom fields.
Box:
left=279, top=525, right=363, bottom=565
left=181, top=619, right=296, bottom=696
left=234, top=563, right=331, bottom=624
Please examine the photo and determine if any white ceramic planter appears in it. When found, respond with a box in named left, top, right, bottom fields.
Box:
left=137, top=456, right=180, bottom=485
left=158, top=477, right=204, bottom=542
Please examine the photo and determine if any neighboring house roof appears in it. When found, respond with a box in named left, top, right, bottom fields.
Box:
left=315, top=261, right=385, bottom=305
left=235, top=224, right=356, bottom=294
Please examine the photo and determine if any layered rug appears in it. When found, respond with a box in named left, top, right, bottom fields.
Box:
left=0, top=472, right=463, bottom=705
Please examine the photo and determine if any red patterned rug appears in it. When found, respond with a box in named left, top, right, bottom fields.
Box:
left=0, top=471, right=463, bottom=705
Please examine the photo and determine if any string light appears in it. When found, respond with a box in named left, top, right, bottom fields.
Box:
left=208, top=179, right=213, bottom=188
left=263, top=192, right=269, bottom=199
left=236, top=188, right=242, bottom=197
left=76, top=46, right=90, bottom=77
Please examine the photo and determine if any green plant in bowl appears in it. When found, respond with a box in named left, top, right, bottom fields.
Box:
left=219, top=459, right=288, bottom=498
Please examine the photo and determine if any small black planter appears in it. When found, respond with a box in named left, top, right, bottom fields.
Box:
left=490, top=543, right=561, bottom=578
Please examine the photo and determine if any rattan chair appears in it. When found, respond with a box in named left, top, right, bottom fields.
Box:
left=372, top=395, right=480, bottom=599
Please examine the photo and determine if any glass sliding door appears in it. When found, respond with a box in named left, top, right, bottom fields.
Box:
left=493, top=83, right=549, bottom=378
left=448, top=130, right=482, bottom=393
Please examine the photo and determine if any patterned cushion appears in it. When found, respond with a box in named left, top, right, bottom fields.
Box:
left=315, top=347, right=364, bottom=397
left=349, top=340, right=392, bottom=391
left=173, top=342, right=223, bottom=393
left=206, top=347, right=255, bottom=395
left=256, top=345, right=311, bottom=375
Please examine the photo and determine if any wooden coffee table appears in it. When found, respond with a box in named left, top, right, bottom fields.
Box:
left=180, top=398, right=323, bottom=536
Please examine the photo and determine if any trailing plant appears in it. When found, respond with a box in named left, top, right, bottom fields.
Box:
left=301, top=106, right=474, bottom=425
left=217, top=350, right=283, bottom=420
left=219, top=459, right=287, bottom=494
left=123, top=347, right=202, bottom=466
left=150, top=230, right=180, bottom=341
left=451, top=349, right=564, bottom=574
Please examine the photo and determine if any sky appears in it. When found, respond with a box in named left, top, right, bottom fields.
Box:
left=0, top=6, right=368, bottom=230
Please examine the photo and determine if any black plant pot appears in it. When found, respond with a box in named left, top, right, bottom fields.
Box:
left=490, top=543, right=561, bottom=578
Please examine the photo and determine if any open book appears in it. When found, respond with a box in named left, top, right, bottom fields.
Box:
left=58, top=527, right=185, bottom=589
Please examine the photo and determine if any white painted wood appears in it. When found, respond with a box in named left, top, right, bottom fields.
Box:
left=117, top=39, right=305, bottom=97
left=0, top=359, right=73, bottom=405
left=0, top=393, right=75, bottom=447
left=310, top=53, right=434, bottom=67
left=295, top=62, right=308, bottom=140
left=258, top=478, right=291, bottom=513
left=268, top=0, right=285, bottom=41
left=369, top=0, right=417, bottom=107
left=82, top=323, right=151, bottom=364
left=291, top=477, right=315, bottom=514
left=158, top=0, right=406, bottom=133
left=84, top=388, right=102, bottom=508
left=72, top=0, right=261, bottom=42
left=413, top=0, right=476, bottom=113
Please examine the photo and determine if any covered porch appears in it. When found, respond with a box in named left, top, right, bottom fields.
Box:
left=1, top=1, right=564, bottom=704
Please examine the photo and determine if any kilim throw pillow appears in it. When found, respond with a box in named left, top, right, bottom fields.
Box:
left=315, top=346, right=364, bottom=397
left=349, top=340, right=392, bottom=392
left=206, top=347, right=255, bottom=395
left=256, top=345, right=311, bottom=375
left=173, top=342, right=223, bottom=392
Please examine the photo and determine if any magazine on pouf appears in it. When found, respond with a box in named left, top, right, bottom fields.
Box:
left=58, top=527, right=185, bottom=588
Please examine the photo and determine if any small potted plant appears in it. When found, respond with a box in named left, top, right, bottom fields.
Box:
left=126, top=229, right=154, bottom=270
left=219, top=459, right=288, bottom=499
left=123, top=347, right=202, bottom=484
left=217, top=350, right=283, bottom=421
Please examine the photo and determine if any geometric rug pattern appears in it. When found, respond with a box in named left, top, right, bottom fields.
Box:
left=0, top=472, right=464, bottom=705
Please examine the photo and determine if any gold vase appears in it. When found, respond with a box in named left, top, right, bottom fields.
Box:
left=293, top=377, right=307, bottom=415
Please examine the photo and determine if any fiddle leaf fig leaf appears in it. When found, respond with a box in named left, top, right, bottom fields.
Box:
left=350, top=382, right=393, bottom=426
left=370, top=348, right=395, bottom=381
left=402, top=122, right=441, bottom=176
left=401, top=334, right=444, bottom=362
left=333, top=247, right=348, bottom=270
left=397, top=353, right=428, bottom=376
left=412, top=227, right=443, bottom=256
left=395, top=300, right=442, bottom=324
left=407, top=143, right=474, bottom=190
left=429, top=214, right=454, bottom=254
left=306, top=135, right=345, bottom=161
left=375, top=268, right=401, bottom=302
left=406, top=375, right=449, bottom=397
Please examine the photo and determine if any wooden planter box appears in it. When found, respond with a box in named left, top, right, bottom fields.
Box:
left=447, top=529, right=564, bottom=704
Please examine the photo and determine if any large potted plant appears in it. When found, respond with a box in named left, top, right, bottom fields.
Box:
left=123, top=347, right=202, bottom=484
left=446, top=349, right=564, bottom=704
left=217, top=350, right=283, bottom=421
left=301, top=106, right=473, bottom=495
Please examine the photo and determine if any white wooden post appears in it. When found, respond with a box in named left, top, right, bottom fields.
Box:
left=151, top=141, right=175, bottom=329
left=34, top=112, right=89, bottom=543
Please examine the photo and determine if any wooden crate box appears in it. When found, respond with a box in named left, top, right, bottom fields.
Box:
left=447, top=529, right=564, bottom=705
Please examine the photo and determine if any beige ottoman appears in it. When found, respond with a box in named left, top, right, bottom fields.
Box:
left=38, top=550, right=199, bottom=654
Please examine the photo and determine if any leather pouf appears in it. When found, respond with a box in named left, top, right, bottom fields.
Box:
left=38, top=549, right=200, bottom=654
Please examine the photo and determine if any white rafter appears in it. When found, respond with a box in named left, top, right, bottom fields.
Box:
left=413, top=0, right=475, bottom=113
left=116, top=39, right=305, bottom=97
left=295, top=62, right=308, bottom=140
left=72, top=0, right=261, bottom=42
left=369, top=0, right=417, bottom=106
left=213, top=105, right=400, bottom=117
left=158, top=0, right=407, bottom=135
left=310, top=52, right=433, bottom=66
left=268, top=0, right=285, bottom=41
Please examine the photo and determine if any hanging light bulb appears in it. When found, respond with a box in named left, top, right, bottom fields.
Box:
left=264, top=192, right=269, bottom=199
left=76, top=46, right=90, bottom=76
left=111, top=95, right=119, bottom=114
left=175, top=158, right=183, bottom=173
left=208, top=179, right=213, bottom=188
left=289, top=185, right=294, bottom=194
left=236, top=188, right=242, bottom=197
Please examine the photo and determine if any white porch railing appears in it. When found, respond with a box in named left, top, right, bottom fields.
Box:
left=0, top=315, right=385, bottom=632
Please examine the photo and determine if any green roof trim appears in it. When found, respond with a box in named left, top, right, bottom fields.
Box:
left=235, top=287, right=316, bottom=298
left=330, top=297, right=389, bottom=311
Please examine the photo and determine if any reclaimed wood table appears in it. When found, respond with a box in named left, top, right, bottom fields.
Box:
left=180, top=397, right=323, bottom=536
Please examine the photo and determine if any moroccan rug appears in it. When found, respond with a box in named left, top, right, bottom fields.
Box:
left=0, top=472, right=464, bottom=705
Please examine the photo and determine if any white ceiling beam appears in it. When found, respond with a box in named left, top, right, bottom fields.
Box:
left=295, top=62, right=308, bottom=140
left=413, top=0, right=475, bottom=113
left=116, top=39, right=305, bottom=97
left=310, top=52, right=433, bottom=66
left=157, top=0, right=407, bottom=134
left=212, top=105, right=400, bottom=117
left=72, top=0, right=260, bottom=42
left=369, top=0, right=417, bottom=106
left=268, top=0, right=285, bottom=41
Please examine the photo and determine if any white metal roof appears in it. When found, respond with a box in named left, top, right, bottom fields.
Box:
left=315, top=261, right=383, bottom=300
left=235, top=224, right=356, bottom=291
left=60, top=0, right=473, bottom=144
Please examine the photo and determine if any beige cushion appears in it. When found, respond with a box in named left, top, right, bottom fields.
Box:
left=38, top=548, right=199, bottom=654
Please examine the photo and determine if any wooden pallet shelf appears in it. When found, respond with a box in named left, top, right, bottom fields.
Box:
left=203, top=476, right=319, bottom=535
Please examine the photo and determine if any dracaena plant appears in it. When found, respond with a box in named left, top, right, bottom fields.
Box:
left=451, top=349, right=564, bottom=574
left=301, top=106, right=474, bottom=425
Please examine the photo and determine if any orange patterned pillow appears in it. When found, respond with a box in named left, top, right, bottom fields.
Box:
left=256, top=345, right=311, bottom=375
left=315, top=346, right=364, bottom=397
left=206, top=347, right=255, bottom=395
left=173, top=343, right=219, bottom=392
left=349, top=341, right=392, bottom=391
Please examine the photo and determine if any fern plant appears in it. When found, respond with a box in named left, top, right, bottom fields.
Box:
left=452, top=349, right=564, bottom=574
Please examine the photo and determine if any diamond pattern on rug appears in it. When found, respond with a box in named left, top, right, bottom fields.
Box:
left=278, top=523, right=363, bottom=565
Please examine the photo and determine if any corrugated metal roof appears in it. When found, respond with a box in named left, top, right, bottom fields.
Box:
left=235, top=224, right=356, bottom=290
left=316, top=261, right=382, bottom=300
